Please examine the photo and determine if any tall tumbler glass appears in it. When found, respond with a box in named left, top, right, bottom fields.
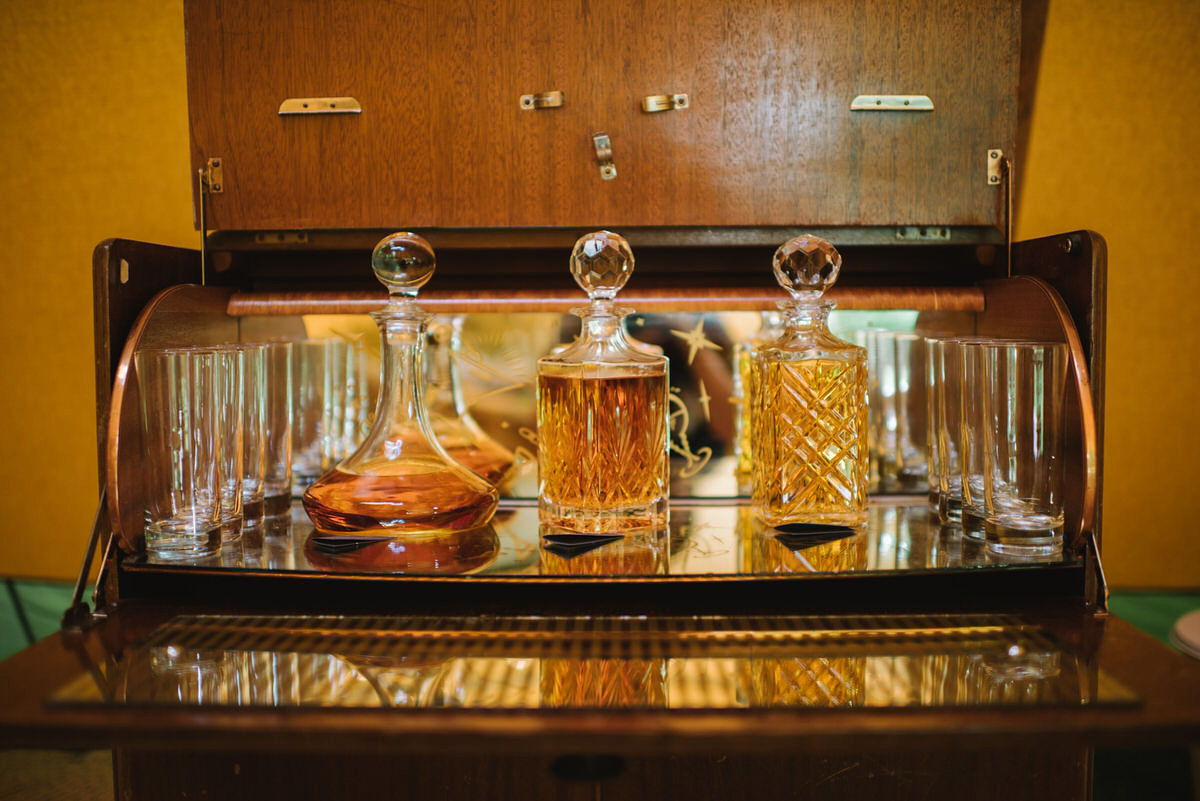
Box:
left=239, top=343, right=268, bottom=530
left=958, top=338, right=991, bottom=540
left=211, top=345, right=245, bottom=543
left=923, top=337, right=942, bottom=513
left=262, top=341, right=293, bottom=520
left=932, top=338, right=966, bottom=524
left=865, top=330, right=929, bottom=495
left=891, top=332, right=929, bottom=493
left=862, top=328, right=894, bottom=494
left=135, top=348, right=222, bottom=560
left=291, top=339, right=330, bottom=493
left=982, top=341, right=1068, bottom=555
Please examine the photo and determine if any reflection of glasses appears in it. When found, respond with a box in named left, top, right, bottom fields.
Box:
left=57, top=612, right=1135, bottom=712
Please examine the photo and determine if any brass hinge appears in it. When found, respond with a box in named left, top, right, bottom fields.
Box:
left=987, top=149, right=1004, bottom=186
left=201, top=157, right=224, bottom=194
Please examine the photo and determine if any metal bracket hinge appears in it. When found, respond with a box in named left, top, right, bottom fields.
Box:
left=201, top=157, right=224, bottom=194
left=592, top=132, right=617, bottom=180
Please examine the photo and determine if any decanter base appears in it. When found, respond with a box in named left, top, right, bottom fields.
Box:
left=538, top=498, right=668, bottom=535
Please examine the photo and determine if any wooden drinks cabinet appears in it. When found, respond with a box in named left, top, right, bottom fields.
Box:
left=1, top=1, right=1197, bottom=799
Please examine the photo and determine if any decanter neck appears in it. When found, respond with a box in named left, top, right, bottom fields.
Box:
left=370, top=312, right=430, bottom=432
left=579, top=300, right=624, bottom=341
left=780, top=297, right=836, bottom=331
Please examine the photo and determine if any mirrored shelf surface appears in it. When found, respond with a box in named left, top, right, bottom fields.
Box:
left=125, top=495, right=1076, bottom=580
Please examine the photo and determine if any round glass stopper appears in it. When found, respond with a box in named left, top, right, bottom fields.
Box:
left=372, top=232, right=436, bottom=299
left=772, top=234, right=843, bottom=299
left=570, top=230, right=634, bottom=301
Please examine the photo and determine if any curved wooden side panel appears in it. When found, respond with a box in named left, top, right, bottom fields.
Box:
left=977, top=276, right=1098, bottom=552
left=106, top=285, right=237, bottom=555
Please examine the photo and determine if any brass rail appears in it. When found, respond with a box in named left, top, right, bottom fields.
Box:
left=226, top=286, right=987, bottom=316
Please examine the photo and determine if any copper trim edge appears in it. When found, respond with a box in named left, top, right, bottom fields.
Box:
left=225, top=286, right=987, bottom=316
left=106, top=284, right=237, bottom=555
left=1013, top=275, right=1099, bottom=546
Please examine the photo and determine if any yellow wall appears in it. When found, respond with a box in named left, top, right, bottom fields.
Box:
left=0, top=0, right=195, bottom=579
left=0, top=0, right=1196, bottom=587
left=1017, top=0, right=1200, bottom=587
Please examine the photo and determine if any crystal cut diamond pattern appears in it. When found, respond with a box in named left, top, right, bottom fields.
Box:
left=754, top=358, right=868, bottom=523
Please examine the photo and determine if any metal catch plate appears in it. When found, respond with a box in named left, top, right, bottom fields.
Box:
left=642, top=93, right=689, bottom=113
left=851, top=95, right=934, bottom=111
left=278, top=97, right=362, bottom=115
left=520, top=90, right=564, bottom=110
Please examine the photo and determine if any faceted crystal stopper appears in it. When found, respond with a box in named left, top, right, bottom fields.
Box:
left=570, top=230, right=634, bottom=301
left=772, top=234, right=842, bottom=300
left=372, top=232, right=435, bottom=300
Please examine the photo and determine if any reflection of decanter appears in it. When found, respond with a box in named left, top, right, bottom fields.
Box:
left=751, top=235, right=868, bottom=526
left=302, top=233, right=498, bottom=541
left=538, top=525, right=668, bottom=575
left=732, top=311, right=783, bottom=494
left=424, top=315, right=517, bottom=489
left=540, top=656, right=668, bottom=708
left=536, top=231, right=670, bottom=533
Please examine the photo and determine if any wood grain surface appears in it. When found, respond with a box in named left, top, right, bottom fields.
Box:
left=184, top=0, right=1018, bottom=232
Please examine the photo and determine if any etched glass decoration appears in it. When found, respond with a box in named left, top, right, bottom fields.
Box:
left=424, top=315, right=517, bottom=489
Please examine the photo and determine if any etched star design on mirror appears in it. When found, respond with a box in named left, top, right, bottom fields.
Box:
left=670, top=317, right=722, bottom=364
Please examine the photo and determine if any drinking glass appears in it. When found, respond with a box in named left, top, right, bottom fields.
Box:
left=239, top=343, right=268, bottom=530
left=958, top=339, right=991, bottom=540
left=931, top=338, right=965, bottom=524
left=262, top=341, right=293, bottom=519
left=982, top=341, right=1068, bottom=554
left=210, top=345, right=245, bottom=543
left=135, top=347, right=222, bottom=560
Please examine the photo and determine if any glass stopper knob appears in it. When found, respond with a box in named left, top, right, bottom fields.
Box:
left=372, top=232, right=436, bottom=299
left=772, top=234, right=842, bottom=299
left=570, top=230, right=634, bottom=301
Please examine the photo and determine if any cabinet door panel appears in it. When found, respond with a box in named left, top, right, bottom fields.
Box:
left=186, top=0, right=1017, bottom=232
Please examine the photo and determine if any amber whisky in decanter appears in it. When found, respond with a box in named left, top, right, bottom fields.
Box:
left=750, top=234, right=869, bottom=527
left=302, top=233, right=498, bottom=553
left=536, top=231, right=670, bottom=533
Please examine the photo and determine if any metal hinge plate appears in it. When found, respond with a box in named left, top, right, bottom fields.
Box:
left=987, top=149, right=1004, bottom=185
left=201, top=157, right=224, bottom=194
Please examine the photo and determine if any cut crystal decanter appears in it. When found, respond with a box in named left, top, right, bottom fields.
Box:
left=302, top=233, right=499, bottom=543
left=750, top=234, right=869, bottom=526
left=536, top=231, right=670, bottom=533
